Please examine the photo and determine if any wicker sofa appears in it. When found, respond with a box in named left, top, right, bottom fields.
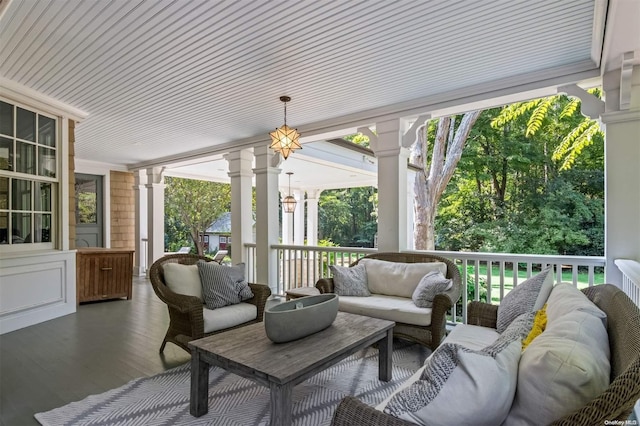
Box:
left=149, top=253, right=271, bottom=353
left=316, top=252, right=462, bottom=351
left=331, top=284, right=640, bottom=425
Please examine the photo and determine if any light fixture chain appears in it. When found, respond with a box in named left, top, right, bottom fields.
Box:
left=283, top=100, right=287, bottom=126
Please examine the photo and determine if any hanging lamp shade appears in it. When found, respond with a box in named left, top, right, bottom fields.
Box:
left=283, top=172, right=297, bottom=213
left=282, top=194, right=297, bottom=213
left=269, top=96, right=301, bottom=159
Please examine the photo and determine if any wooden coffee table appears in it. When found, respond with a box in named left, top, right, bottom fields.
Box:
left=188, top=312, right=395, bottom=425
left=285, top=286, right=320, bottom=300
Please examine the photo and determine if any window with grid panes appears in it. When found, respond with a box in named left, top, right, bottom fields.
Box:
left=0, top=99, right=57, bottom=247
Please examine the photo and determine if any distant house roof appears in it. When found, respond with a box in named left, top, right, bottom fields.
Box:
left=206, top=212, right=232, bottom=234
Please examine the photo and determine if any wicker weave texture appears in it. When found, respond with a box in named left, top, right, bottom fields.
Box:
left=332, top=397, right=413, bottom=426
left=149, top=254, right=271, bottom=353
left=315, top=252, right=462, bottom=351
left=551, top=284, right=640, bottom=425
left=331, top=284, right=640, bottom=425
left=467, top=301, right=499, bottom=328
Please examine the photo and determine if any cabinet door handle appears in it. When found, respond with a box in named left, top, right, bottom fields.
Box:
left=101, top=267, right=113, bottom=271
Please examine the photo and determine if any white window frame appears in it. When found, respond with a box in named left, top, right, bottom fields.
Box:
left=0, top=97, right=60, bottom=254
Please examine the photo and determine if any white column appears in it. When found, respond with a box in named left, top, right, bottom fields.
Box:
left=372, top=118, right=409, bottom=252
left=602, top=66, right=640, bottom=284
left=145, top=167, right=165, bottom=267
left=133, top=170, right=147, bottom=276
left=60, top=118, right=70, bottom=251
left=281, top=190, right=294, bottom=245
left=225, top=149, right=254, bottom=265
left=306, top=189, right=322, bottom=246
left=293, top=189, right=304, bottom=245
left=254, top=145, right=281, bottom=292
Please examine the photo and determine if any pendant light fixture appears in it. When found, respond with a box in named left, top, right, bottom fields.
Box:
left=282, top=172, right=297, bottom=213
left=269, top=96, right=301, bottom=160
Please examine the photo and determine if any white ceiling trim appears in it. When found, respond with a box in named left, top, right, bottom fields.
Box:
left=163, top=169, right=232, bottom=185
left=590, top=0, right=608, bottom=66
left=0, top=76, right=88, bottom=121
left=75, top=158, right=128, bottom=174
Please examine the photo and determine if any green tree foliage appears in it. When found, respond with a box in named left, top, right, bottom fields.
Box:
left=491, top=90, right=603, bottom=170
left=77, top=192, right=96, bottom=223
left=164, top=213, right=191, bottom=253
left=164, top=177, right=231, bottom=255
left=318, top=187, right=377, bottom=247
left=435, top=93, right=604, bottom=257
left=344, top=133, right=371, bottom=147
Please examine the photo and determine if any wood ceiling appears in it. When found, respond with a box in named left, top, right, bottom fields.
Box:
left=0, top=0, right=605, bottom=169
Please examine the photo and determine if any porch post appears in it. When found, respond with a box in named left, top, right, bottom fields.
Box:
left=293, top=189, right=304, bottom=245
left=225, top=149, right=254, bottom=265
left=145, top=167, right=165, bottom=266
left=372, top=118, right=409, bottom=252
left=602, top=66, right=640, bottom=284
left=133, top=170, right=147, bottom=276
left=254, top=145, right=281, bottom=292
left=306, top=189, right=322, bottom=246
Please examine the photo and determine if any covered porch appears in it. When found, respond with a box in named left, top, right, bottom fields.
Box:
left=1, top=0, right=639, bottom=332
left=129, top=72, right=640, bottom=310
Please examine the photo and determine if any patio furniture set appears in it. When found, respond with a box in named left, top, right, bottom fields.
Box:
left=150, top=252, right=640, bottom=425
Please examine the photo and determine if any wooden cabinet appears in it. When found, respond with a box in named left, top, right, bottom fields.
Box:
left=77, top=248, right=133, bottom=303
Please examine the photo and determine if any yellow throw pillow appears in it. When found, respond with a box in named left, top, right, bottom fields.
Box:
left=522, top=304, right=547, bottom=350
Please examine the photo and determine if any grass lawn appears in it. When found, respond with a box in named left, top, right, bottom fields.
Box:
left=465, top=264, right=605, bottom=304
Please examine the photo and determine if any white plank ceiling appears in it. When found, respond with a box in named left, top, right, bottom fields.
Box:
left=0, top=0, right=610, bottom=173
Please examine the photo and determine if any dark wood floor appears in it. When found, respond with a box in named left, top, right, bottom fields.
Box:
left=0, top=276, right=190, bottom=426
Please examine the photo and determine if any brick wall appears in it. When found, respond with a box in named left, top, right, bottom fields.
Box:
left=68, top=120, right=76, bottom=250
left=110, top=171, right=135, bottom=250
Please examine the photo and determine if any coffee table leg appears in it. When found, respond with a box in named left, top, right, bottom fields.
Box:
left=190, top=349, right=209, bottom=417
left=270, top=381, right=293, bottom=425
left=378, top=328, right=393, bottom=381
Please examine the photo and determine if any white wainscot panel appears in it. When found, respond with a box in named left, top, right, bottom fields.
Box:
left=0, top=251, right=76, bottom=334
left=1, top=264, right=64, bottom=313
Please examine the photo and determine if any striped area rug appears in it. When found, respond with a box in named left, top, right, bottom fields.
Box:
left=35, top=344, right=426, bottom=426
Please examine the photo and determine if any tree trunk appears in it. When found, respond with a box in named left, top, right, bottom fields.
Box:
left=190, top=230, right=204, bottom=256
left=412, top=111, right=481, bottom=250
left=411, top=124, right=429, bottom=250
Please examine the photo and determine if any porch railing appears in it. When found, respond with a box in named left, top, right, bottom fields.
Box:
left=614, top=259, right=640, bottom=307
left=244, top=244, right=606, bottom=323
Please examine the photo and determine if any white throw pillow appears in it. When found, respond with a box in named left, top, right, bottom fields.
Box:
left=359, top=258, right=447, bottom=298
left=383, top=313, right=534, bottom=426
left=545, top=282, right=607, bottom=325
left=496, top=267, right=554, bottom=333
left=504, top=307, right=610, bottom=425
left=412, top=271, right=453, bottom=308
left=163, top=263, right=203, bottom=302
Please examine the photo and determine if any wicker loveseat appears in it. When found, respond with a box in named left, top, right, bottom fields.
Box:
left=149, top=253, right=271, bottom=353
left=331, top=284, right=640, bottom=425
left=316, top=252, right=462, bottom=351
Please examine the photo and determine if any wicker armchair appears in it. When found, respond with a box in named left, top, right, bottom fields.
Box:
left=149, top=253, right=271, bottom=353
left=316, top=252, right=462, bottom=351
left=331, top=284, right=640, bottom=425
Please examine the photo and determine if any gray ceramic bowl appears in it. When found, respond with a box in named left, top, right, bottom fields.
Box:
left=264, top=294, right=338, bottom=343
